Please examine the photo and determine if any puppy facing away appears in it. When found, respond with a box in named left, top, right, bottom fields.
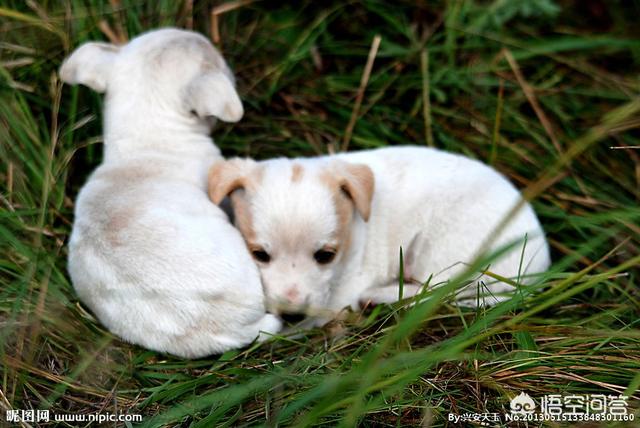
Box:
left=208, top=146, right=550, bottom=318
left=61, top=28, right=280, bottom=358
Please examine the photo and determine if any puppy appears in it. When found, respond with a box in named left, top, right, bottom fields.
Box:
left=208, top=146, right=550, bottom=318
left=61, top=28, right=280, bottom=358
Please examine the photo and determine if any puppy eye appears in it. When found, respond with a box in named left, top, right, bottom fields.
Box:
left=313, top=249, right=336, bottom=265
left=251, top=249, right=271, bottom=263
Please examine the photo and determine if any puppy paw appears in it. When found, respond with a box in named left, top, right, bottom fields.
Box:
left=256, top=314, right=282, bottom=342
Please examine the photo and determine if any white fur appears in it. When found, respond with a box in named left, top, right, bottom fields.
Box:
left=210, top=146, right=551, bottom=319
left=62, top=28, right=280, bottom=358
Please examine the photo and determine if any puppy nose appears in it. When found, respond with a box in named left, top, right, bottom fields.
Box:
left=285, top=287, right=300, bottom=304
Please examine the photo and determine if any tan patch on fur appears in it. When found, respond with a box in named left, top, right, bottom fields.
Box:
left=319, top=171, right=352, bottom=253
left=89, top=165, right=163, bottom=247
left=230, top=192, right=256, bottom=243
left=332, top=190, right=354, bottom=253
left=320, top=161, right=375, bottom=253
left=208, top=159, right=261, bottom=204
left=341, top=163, right=374, bottom=221
left=94, top=163, right=164, bottom=184
left=320, top=161, right=374, bottom=220
left=291, top=163, right=304, bottom=182
left=208, top=159, right=265, bottom=243
left=105, top=207, right=138, bottom=246
left=208, top=162, right=242, bottom=204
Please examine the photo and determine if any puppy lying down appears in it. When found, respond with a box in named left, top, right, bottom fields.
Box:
left=209, top=146, right=550, bottom=319
left=61, top=29, right=280, bottom=358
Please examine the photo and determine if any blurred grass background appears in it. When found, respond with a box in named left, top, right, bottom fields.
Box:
left=1, top=0, right=639, bottom=426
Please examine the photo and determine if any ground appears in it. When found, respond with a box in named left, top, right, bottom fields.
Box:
left=0, top=1, right=639, bottom=427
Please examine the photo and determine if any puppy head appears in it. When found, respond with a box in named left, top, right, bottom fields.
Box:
left=59, top=28, right=243, bottom=123
left=209, top=158, right=374, bottom=314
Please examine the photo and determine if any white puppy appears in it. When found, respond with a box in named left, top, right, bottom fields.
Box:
left=61, top=28, right=280, bottom=358
left=208, top=146, right=550, bottom=318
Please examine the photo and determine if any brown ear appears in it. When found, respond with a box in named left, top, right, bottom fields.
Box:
left=336, top=162, right=375, bottom=222
left=208, top=159, right=254, bottom=204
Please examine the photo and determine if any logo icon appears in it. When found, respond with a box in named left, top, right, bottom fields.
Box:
left=510, top=392, right=536, bottom=414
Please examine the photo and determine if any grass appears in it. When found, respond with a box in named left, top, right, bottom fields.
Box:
left=1, top=0, right=639, bottom=426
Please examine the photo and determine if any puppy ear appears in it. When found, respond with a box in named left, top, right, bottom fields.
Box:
left=208, top=159, right=254, bottom=204
left=185, top=71, right=244, bottom=122
left=337, top=163, right=375, bottom=222
left=59, top=42, right=120, bottom=93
